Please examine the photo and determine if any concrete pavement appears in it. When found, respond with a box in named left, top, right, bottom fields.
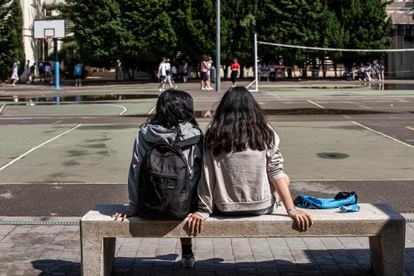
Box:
left=1, top=79, right=414, bottom=274
left=0, top=217, right=413, bottom=275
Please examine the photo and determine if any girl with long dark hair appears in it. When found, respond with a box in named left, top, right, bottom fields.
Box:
left=187, top=86, right=312, bottom=234
left=113, top=89, right=202, bottom=268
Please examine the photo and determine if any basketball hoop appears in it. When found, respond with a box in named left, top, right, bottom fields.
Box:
left=44, top=28, right=55, bottom=38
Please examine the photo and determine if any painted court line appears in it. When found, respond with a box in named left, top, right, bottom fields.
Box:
left=0, top=124, right=83, bottom=172
left=0, top=104, right=6, bottom=114
left=407, top=126, right=414, bottom=132
left=147, top=106, right=156, bottom=115
left=352, top=121, right=414, bottom=149
left=307, top=99, right=327, bottom=109
left=109, top=104, right=127, bottom=115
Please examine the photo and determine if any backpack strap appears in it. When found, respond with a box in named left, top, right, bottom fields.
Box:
left=175, top=135, right=203, bottom=149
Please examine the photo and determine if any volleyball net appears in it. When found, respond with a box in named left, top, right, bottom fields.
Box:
left=247, top=34, right=414, bottom=92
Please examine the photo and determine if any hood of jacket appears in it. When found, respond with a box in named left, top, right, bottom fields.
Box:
left=139, top=122, right=201, bottom=146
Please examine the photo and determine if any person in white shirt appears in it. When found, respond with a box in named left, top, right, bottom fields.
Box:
left=157, top=57, right=168, bottom=92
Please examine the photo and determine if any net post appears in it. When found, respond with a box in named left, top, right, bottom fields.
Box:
left=248, top=33, right=259, bottom=92
left=215, top=0, right=221, bottom=92
left=254, top=33, right=258, bottom=92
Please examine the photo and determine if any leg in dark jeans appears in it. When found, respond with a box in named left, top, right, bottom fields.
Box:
left=180, top=237, right=194, bottom=268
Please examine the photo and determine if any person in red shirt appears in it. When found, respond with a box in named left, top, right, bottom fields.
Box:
left=230, top=58, right=240, bottom=86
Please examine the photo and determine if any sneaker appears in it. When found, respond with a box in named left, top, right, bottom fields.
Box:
left=174, top=85, right=178, bottom=89
left=201, top=87, right=206, bottom=91
left=181, top=253, right=195, bottom=268
left=207, top=87, right=213, bottom=90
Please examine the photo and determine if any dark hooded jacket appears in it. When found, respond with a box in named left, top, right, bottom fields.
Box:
left=127, top=122, right=203, bottom=215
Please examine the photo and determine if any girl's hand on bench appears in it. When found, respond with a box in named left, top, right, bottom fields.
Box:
left=112, top=212, right=130, bottom=222
left=288, top=209, right=313, bottom=232
left=186, top=213, right=205, bottom=235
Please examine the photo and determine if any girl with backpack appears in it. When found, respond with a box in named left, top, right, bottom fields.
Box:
left=187, top=86, right=313, bottom=235
left=113, top=89, right=203, bottom=268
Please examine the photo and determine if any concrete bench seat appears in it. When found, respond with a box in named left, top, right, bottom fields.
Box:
left=80, top=203, right=405, bottom=276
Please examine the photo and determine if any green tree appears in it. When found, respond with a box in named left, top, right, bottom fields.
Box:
left=119, top=0, right=177, bottom=77
left=256, top=0, right=326, bottom=72
left=221, top=0, right=259, bottom=77
left=171, top=0, right=214, bottom=68
left=330, top=0, right=392, bottom=67
left=0, top=0, right=24, bottom=81
left=65, top=0, right=127, bottom=68
left=255, top=0, right=391, bottom=76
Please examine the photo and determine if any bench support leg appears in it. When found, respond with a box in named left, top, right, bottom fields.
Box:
left=103, top=237, right=116, bottom=276
left=369, top=227, right=405, bottom=276
left=81, top=229, right=116, bottom=276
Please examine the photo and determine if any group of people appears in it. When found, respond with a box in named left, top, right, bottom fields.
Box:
left=258, top=62, right=286, bottom=81
left=158, top=55, right=240, bottom=92
left=113, top=86, right=313, bottom=268
left=349, top=60, right=385, bottom=83
left=200, top=56, right=240, bottom=90
left=157, top=57, right=178, bottom=92
left=200, top=55, right=216, bottom=91
left=35, top=59, right=54, bottom=84
left=7, top=59, right=83, bottom=86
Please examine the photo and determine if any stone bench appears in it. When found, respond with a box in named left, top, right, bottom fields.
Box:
left=80, top=203, right=405, bottom=276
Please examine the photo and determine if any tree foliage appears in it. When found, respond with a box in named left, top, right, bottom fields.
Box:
left=65, top=0, right=127, bottom=68
left=62, top=0, right=392, bottom=78
left=171, top=0, right=214, bottom=63
left=0, top=0, right=24, bottom=81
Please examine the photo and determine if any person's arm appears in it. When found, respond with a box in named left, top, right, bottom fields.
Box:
left=270, top=176, right=312, bottom=231
left=187, top=149, right=215, bottom=235
left=267, top=130, right=313, bottom=231
left=113, top=132, right=141, bottom=221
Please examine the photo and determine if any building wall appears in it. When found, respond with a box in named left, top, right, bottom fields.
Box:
left=386, top=0, right=414, bottom=78
left=388, top=34, right=414, bottom=78
left=20, top=0, right=43, bottom=65
left=20, top=0, right=65, bottom=66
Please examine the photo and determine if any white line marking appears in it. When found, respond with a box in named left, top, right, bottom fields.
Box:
left=407, top=126, right=414, bottom=132
left=307, top=99, right=327, bottom=109
left=0, top=124, right=83, bottom=172
left=342, top=115, right=351, bottom=119
left=352, top=121, right=414, bottom=149
left=0, top=104, right=6, bottom=114
left=148, top=106, right=156, bottom=115
left=263, top=91, right=281, bottom=99
left=109, top=104, right=127, bottom=115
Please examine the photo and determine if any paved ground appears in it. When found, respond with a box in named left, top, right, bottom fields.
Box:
left=0, top=78, right=413, bottom=274
left=0, top=219, right=414, bottom=275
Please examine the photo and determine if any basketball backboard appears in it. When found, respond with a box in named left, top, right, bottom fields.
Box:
left=33, top=19, right=65, bottom=39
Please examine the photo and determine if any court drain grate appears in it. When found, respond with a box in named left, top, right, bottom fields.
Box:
left=0, top=220, right=79, bottom=226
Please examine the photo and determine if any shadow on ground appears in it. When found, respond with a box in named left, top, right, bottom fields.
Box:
left=28, top=248, right=397, bottom=275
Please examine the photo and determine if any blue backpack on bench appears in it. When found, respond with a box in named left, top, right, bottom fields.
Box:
left=294, top=191, right=358, bottom=211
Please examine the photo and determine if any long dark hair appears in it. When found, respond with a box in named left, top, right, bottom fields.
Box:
left=148, top=89, right=198, bottom=129
left=206, top=86, right=274, bottom=155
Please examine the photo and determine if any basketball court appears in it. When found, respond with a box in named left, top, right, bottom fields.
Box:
left=0, top=80, right=413, bottom=216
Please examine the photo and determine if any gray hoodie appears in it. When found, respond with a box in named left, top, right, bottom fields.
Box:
left=195, top=129, right=287, bottom=219
left=127, top=122, right=203, bottom=215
